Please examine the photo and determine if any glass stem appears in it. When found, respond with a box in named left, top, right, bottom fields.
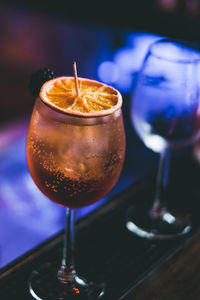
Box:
left=57, top=208, right=76, bottom=284
left=151, top=148, right=170, bottom=217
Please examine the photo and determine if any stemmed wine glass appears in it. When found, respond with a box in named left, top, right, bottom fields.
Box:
left=26, top=76, right=125, bottom=299
left=126, top=38, right=200, bottom=239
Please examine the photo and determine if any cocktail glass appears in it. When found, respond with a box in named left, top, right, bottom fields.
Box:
left=26, top=78, right=125, bottom=299
left=126, top=38, right=200, bottom=239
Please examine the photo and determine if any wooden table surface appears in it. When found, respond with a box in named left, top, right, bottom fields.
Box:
left=123, top=232, right=200, bottom=300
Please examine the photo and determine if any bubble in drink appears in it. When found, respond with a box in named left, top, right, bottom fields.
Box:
left=27, top=98, right=125, bottom=208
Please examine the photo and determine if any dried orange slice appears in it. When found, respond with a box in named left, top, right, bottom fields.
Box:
left=39, top=77, right=122, bottom=117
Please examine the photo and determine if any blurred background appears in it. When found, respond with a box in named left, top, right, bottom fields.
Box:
left=1, top=0, right=200, bottom=270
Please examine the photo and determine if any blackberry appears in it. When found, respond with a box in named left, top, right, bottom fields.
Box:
left=28, top=68, right=55, bottom=97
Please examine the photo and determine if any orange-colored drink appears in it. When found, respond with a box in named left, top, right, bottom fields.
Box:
left=26, top=77, right=125, bottom=208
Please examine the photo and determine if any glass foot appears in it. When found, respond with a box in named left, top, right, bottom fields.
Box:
left=126, top=206, right=191, bottom=239
left=29, top=263, right=105, bottom=300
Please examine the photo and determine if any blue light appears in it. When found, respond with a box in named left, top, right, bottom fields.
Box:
left=113, top=72, right=133, bottom=93
left=97, top=60, right=120, bottom=84
left=114, top=34, right=164, bottom=74
left=97, top=32, right=165, bottom=93
left=114, top=47, right=136, bottom=73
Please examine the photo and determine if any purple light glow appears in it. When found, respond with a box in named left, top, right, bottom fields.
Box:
left=0, top=121, right=65, bottom=267
left=97, top=33, right=165, bottom=93
left=97, top=61, right=120, bottom=84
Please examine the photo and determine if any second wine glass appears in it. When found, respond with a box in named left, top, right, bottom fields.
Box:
left=126, top=38, right=200, bottom=239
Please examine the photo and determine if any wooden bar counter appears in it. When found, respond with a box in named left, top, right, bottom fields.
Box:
left=123, top=232, right=200, bottom=300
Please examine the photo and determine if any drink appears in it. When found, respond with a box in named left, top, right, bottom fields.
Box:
left=27, top=69, right=125, bottom=299
left=27, top=99, right=125, bottom=208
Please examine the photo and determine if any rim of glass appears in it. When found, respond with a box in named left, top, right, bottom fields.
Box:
left=147, top=38, right=200, bottom=64
left=36, top=97, right=122, bottom=126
